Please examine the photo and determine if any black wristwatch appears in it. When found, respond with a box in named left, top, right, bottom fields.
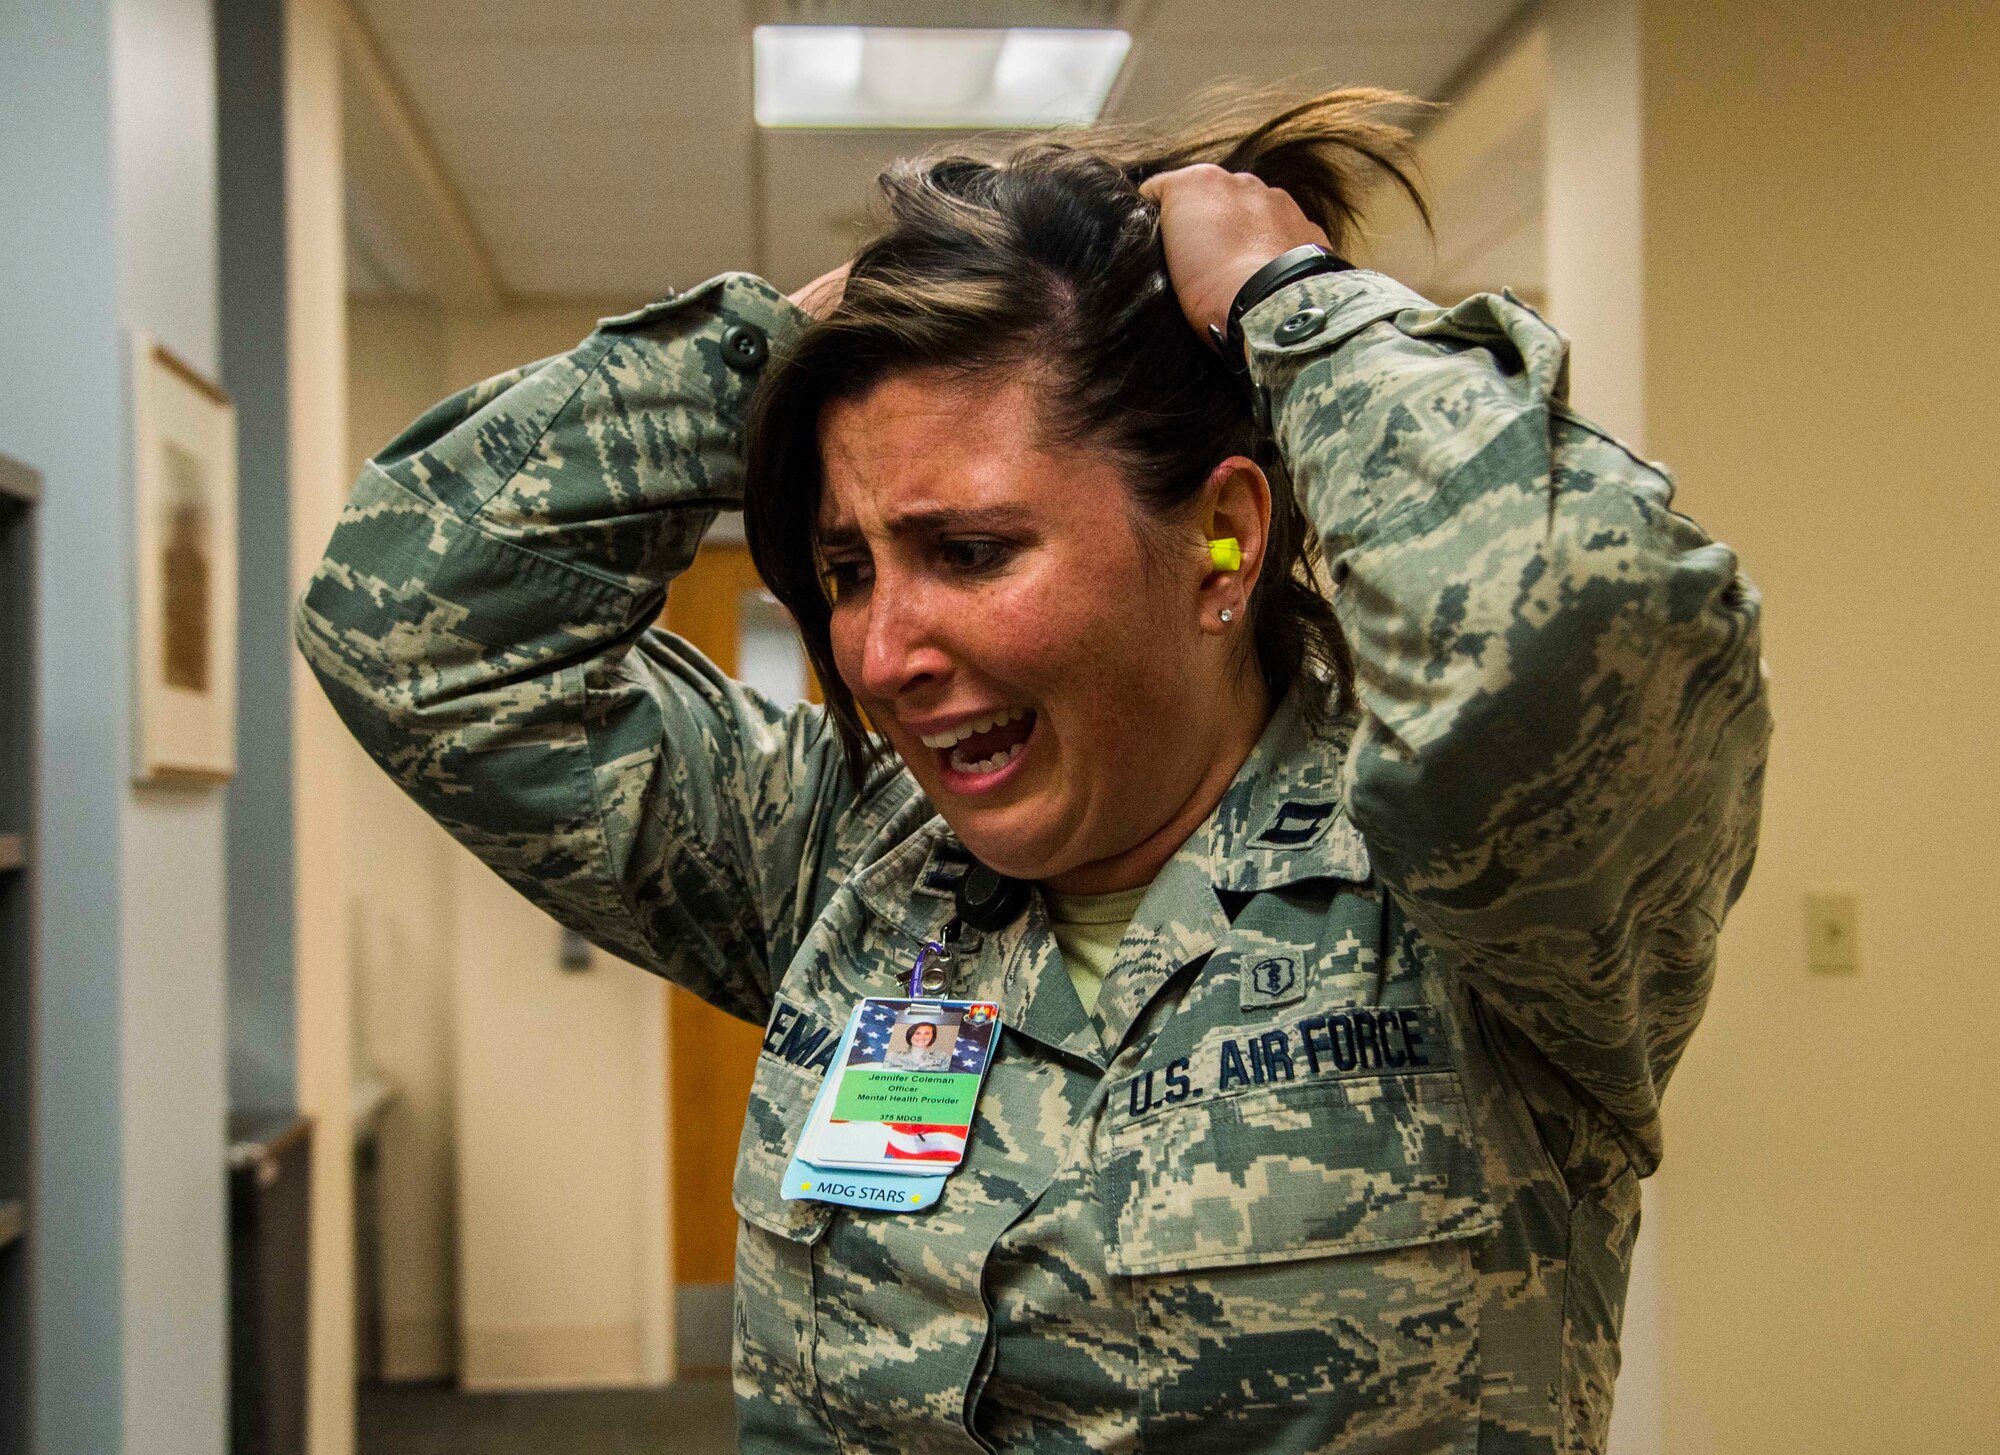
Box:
left=1207, top=243, right=1353, bottom=387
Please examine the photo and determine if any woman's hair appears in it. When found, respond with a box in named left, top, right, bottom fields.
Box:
left=744, top=85, right=1430, bottom=784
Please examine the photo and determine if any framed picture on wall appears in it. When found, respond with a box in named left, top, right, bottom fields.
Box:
left=131, top=334, right=237, bottom=785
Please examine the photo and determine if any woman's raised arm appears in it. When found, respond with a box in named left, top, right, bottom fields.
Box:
left=1247, top=270, right=1771, bottom=1177
left=295, top=273, right=889, bottom=1025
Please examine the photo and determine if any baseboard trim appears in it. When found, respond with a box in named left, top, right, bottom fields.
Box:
left=675, top=1283, right=734, bottom=1375
left=379, top=1315, right=453, bottom=1383
left=461, top=1321, right=657, bottom=1391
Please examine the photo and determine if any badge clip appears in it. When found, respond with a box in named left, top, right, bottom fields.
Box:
left=907, top=933, right=955, bottom=998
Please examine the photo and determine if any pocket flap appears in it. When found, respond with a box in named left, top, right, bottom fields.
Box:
left=1098, top=1071, right=1496, bottom=1277
left=731, top=1055, right=835, bottom=1245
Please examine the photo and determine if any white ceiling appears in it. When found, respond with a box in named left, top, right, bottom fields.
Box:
left=348, top=0, right=1530, bottom=303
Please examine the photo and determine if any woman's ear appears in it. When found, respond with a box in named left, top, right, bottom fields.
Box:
left=1197, top=456, right=1271, bottom=633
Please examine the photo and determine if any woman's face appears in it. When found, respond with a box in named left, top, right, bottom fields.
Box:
left=816, top=368, right=1263, bottom=892
left=906, top=1023, right=937, bottom=1049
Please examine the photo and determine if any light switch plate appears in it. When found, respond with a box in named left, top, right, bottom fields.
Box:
left=1805, top=890, right=1860, bottom=975
left=558, top=926, right=594, bottom=972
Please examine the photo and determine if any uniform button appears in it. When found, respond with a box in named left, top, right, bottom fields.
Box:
left=1274, top=306, right=1327, bottom=345
left=720, top=322, right=768, bottom=371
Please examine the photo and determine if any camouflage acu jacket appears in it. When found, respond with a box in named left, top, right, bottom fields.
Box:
left=297, top=268, right=1770, bottom=1454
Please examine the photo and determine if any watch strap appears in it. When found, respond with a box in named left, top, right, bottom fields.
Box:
left=1209, top=243, right=1353, bottom=383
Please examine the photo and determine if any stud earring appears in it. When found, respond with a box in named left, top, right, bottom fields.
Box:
left=1218, top=608, right=1235, bottom=624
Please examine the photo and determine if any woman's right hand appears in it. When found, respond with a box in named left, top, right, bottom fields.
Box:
left=787, top=260, right=851, bottom=320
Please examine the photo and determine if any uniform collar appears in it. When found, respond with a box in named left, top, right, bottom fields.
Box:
left=1185, top=678, right=1371, bottom=891
left=858, top=677, right=1369, bottom=936
left=847, top=682, right=1369, bottom=1063
left=851, top=817, right=958, bottom=946
left=1088, top=683, right=1367, bottom=1053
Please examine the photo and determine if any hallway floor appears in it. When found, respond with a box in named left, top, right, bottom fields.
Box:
left=359, top=1377, right=737, bottom=1454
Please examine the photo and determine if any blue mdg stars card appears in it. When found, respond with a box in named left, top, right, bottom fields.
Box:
left=783, top=1158, right=945, bottom=1212
left=781, top=997, right=1001, bottom=1213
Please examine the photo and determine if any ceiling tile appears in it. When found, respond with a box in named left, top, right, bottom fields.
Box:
left=389, top=38, right=749, bottom=124
left=1140, top=0, right=1521, bottom=42
left=453, top=126, right=758, bottom=296
left=1108, top=37, right=1467, bottom=123
left=349, top=0, right=1538, bottom=301
left=358, top=0, right=750, bottom=42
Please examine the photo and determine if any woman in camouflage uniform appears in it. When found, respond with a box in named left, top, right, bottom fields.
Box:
left=885, top=1019, right=952, bottom=1072
left=300, top=89, right=1768, bottom=1454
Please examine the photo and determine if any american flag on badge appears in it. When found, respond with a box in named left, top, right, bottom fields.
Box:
left=949, top=1022, right=993, bottom=1073
left=882, top=1124, right=968, bottom=1162
left=847, top=1000, right=899, bottom=1067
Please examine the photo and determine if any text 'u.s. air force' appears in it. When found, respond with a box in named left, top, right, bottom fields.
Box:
left=1116, top=1005, right=1444, bottom=1121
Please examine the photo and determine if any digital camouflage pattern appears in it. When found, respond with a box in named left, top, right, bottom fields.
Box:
left=298, top=267, right=1769, bottom=1453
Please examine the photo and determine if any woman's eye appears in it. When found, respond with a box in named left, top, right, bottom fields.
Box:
left=820, top=559, right=872, bottom=599
left=940, top=539, right=1010, bottom=574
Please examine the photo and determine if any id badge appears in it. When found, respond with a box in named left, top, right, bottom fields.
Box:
left=781, top=997, right=1001, bottom=1211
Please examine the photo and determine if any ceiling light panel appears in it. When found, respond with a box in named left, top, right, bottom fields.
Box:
left=754, top=26, right=1130, bottom=128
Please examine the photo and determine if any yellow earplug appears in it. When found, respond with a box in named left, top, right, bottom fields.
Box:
left=1208, top=537, right=1243, bottom=572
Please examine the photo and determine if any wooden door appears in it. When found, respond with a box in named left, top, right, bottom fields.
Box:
left=659, top=543, right=814, bottom=1370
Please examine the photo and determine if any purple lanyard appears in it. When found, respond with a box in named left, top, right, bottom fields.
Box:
left=906, top=925, right=959, bottom=998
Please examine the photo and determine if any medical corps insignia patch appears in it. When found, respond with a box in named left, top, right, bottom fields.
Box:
left=1240, top=954, right=1305, bottom=1010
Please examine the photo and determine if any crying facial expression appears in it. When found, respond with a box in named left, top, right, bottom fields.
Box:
left=815, top=368, right=1218, bottom=889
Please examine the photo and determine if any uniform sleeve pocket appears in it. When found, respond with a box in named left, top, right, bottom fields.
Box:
left=1098, top=1070, right=1496, bottom=1276
left=731, top=1054, right=835, bottom=1245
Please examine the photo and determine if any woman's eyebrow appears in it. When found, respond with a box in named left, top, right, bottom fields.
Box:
left=817, top=522, right=865, bottom=553
left=817, top=505, right=1036, bottom=547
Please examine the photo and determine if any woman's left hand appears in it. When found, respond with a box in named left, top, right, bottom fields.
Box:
left=1139, top=164, right=1332, bottom=350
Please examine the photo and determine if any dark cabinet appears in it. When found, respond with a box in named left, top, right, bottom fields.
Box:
left=227, top=1111, right=313, bottom=1455
left=0, top=451, right=40, bottom=1454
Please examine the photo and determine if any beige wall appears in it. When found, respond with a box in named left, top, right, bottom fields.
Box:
left=450, top=845, right=670, bottom=1389
left=345, top=295, right=671, bottom=1390
left=1381, top=7, right=1998, bottom=1448
left=1362, top=19, right=1547, bottom=308
left=343, top=300, right=458, bottom=1380
left=1638, top=4, right=1999, bottom=1451
left=286, top=1, right=356, bottom=1451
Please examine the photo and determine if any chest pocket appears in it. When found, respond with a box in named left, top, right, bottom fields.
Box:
left=1097, top=1070, right=1497, bottom=1451
left=729, top=1051, right=833, bottom=1417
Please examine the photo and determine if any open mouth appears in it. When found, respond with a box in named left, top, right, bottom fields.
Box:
left=919, top=708, right=1037, bottom=777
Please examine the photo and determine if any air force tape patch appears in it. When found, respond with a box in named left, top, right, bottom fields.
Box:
left=1253, top=799, right=1337, bottom=848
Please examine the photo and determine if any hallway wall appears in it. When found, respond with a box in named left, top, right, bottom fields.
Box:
left=343, top=299, right=459, bottom=1382
left=345, top=295, right=669, bottom=1390
left=1636, top=5, right=2000, bottom=1450
left=0, top=0, right=228, bottom=1449
left=1369, top=8, right=1998, bottom=1446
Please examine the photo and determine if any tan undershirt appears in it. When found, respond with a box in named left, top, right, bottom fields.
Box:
left=1043, top=883, right=1150, bottom=1017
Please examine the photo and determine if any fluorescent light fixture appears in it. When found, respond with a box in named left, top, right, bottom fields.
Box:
left=754, top=26, right=1130, bottom=129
